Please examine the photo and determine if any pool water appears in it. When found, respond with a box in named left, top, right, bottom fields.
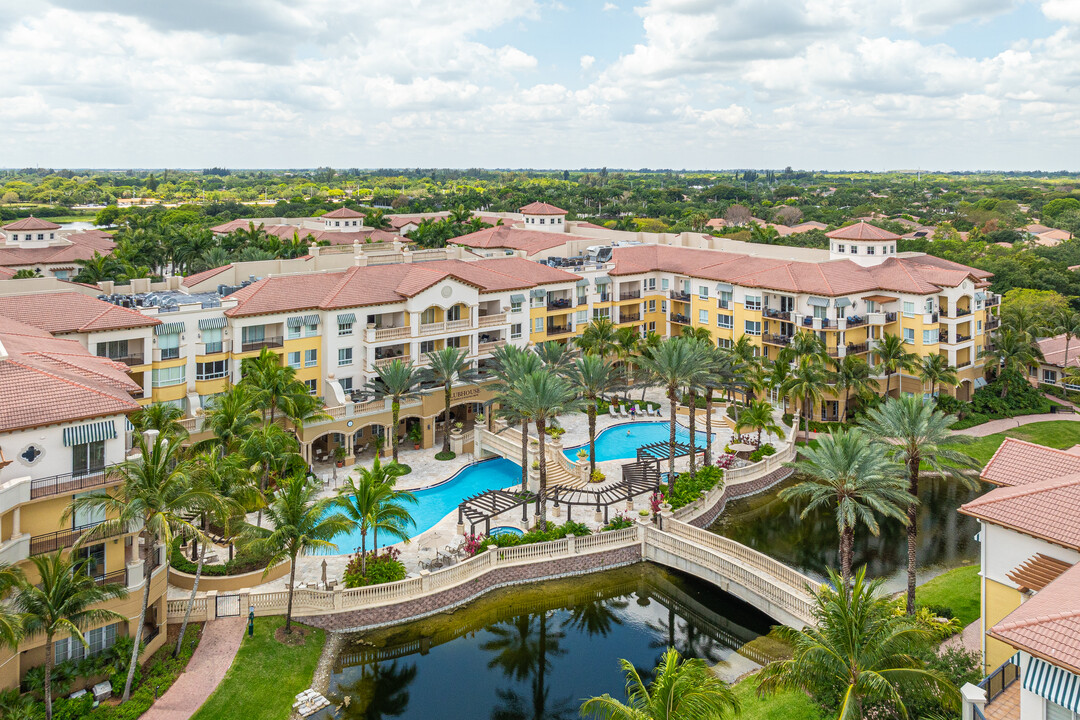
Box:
left=563, top=421, right=712, bottom=463
left=328, top=458, right=523, bottom=554
left=489, top=526, right=524, bottom=537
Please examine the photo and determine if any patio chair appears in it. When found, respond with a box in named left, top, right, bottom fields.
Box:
left=608, top=405, right=619, bottom=419
left=618, top=405, right=629, bottom=418
left=634, top=404, right=645, bottom=418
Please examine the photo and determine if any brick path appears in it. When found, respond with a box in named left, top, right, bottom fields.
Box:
left=142, top=618, right=246, bottom=720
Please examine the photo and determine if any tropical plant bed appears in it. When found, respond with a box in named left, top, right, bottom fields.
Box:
left=190, top=617, right=324, bottom=720
left=170, top=540, right=276, bottom=577
left=939, top=370, right=1061, bottom=429
left=343, top=548, right=408, bottom=587
left=667, top=465, right=723, bottom=509
left=466, top=521, right=592, bottom=555
left=434, top=450, right=456, bottom=461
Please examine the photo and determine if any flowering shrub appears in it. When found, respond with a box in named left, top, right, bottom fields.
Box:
left=343, top=547, right=407, bottom=588
left=650, top=491, right=665, bottom=515
left=462, top=533, right=487, bottom=557
left=472, top=521, right=592, bottom=553
left=602, top=514, right=634, bottom=531
left=715, top=454, right=736, bottom=470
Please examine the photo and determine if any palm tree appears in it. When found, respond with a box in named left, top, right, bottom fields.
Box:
left=580, top=647, right=738, bottom=720
left=577, top=317, right=619, bottom=358
left=241, top=347, right=308, bottom=424
left=506, top=370, right=579, bottom=526
left=781, top=354, right=830, bottom=444
left=778, top=328, right=826, bottom=366
left=758, top=567, right=960, bottom=718
left=130, top=402, right=189, bottom=442
left=1052, top=307, right=1080, bottom=371
left=244, top=473, right=354, bottom=633
left=830, top=355, right=876, bottom=421
left=280, top=390, right=330, bottom=431
left=566, top=355, right=621, bottom=475
left=917, top=354, right=958, bottom=399
left=701, top=345, right=737, bottom=466
left=12, top=268, right=40, bottom=279
left=333, top=456, right=415, bottom=572
left=489, top=345, right=543, bottom=491
left=15, top=553, right=128, bottom=720
left=636, top=338, right=709, bottom=492
left=425, top=347, right=479, bottom=455
left=74, top=251, right=115, bottom=283
left=241, top=423, right=302, bottom=525
left=979, top=328, right=1044, bottom=397
left=69, top=431, right=221, bottom=702
left=680, top=335, right=712, bottom=479
left=874, top=333, right=919, bottom=398
left=782, top=429, right=911, bottom=581
left=614, top=326, right=643, bottom=401
left=196, top=384, right=260, bottom=455
left=0, top=563, right=23, bottom=653
left=861, top=396, right=980, bottom=613
left=364, top=359, right=425, bottom=462
left=1001, top=303, right=1047, bottom=342
left=533, top=340, right=576, bottom=374
left=734, top=399, right=786, bottom=447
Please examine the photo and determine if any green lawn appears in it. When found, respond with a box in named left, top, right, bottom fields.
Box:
left=915, top=564, right=981, bottom=626
left=191, top=617, right=325, bottom=720
left=732, top=676, right=822, bottom=720
left=946, top=420, right=1080, bottom=465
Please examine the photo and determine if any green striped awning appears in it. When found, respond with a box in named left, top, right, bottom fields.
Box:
left=125, top=418, right=135, bottom=432
left=975, top=291, right=987, bottom=300
left=63, top=420, right=117, bottom=447
left=575, top=279, right=590, bottom=287
left=198, top=317, right=227, bottom=330
left=807, top=297, right=829, bottom=308
left=1024, top=656, right=1080, bottom=712
left=337, top=313, right=356, bottom=325
left=288, top=314, right=320, bottom=327
left=530, top=289, right=546, bottom=299
left=154, top=322, right=185, bottom=335
left=510, top=294, right=525, bottom=303
left=594, top=276, right=610, bottom=286
left=835, top=297, right=852, bottom=308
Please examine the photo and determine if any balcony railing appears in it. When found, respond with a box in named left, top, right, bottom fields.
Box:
left=619, top=313, right=641, bottom=323
left=946, top=307, right=972, bottom=318
left=763, top=309, right=791, bottom=321
left=987, top=316, right=1000, bottom=329
left=447, top=319, right=471, bottom=332
left=763, top=333, right=793, bottom=346
left=956, top=333, right=972, bottom=342
left=986, top=296, right=1000, bottom=307
left=957, top=360, right=972, bottom=368
left=669, top=290, right=691, bottom=302
left=619, top=291, right=641, bottom=300
left=478, top=339, right=508, bottom=354
left=546, top=298, right=573, bottom=311
left=373, top=354, right=407, bottom=369
left=102, top=354, right=144, bottom=366
left=885, top=311, right=898, bottom=323
left=546, top=325, right=573, bottom=336
left=31, top=522, right=120, bottom=556
left=843, top=315, right=867, bottom=328
left=375, top=325, right=412, bottom=341
left=939, top=331, right=949, bottom=343
left=670, top=313, right=690, bottom=325
left=478, top=312, right=507, bottom=328
left=845, top=341, right=869, bottom=354
left=980, top=659, right=1019, bottom=703
left=240, top=336, right=283, bottom=353
left=30, top=464, right=124, bottom=500
left=93, top=569, right=127, bottom=587
left=827, top=347, right=840, bottom=357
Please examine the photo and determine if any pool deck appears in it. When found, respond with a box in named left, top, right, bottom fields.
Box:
left=167, top=390, right=786, bottom=598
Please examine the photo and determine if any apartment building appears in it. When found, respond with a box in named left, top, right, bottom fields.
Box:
left=0, top=316, right=167, bottom=688
left=959, top=438, right=1080, bottom=720
left=0, top=217, right=115, bottom=280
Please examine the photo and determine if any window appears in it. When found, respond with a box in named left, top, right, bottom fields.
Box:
left=744, top=320, right=761, bottom=335
left=903, top=328, right=915, bottom=344
left=158, top=332, right=180, bottom=360
left=55, top=623, right=119, bottom=664
left=72, top=441, right=105, bottom=477
left=304, top=349, right=318, bottom=367
left=1044, top=369, right=1059, bottom=383
left=744, top=295, right=761, bottom=311
left=717, top=338, right=732, bottom=349
left=539, top=218, right=545, bottom=225
left=534, top=318, right=544, bottom=334
left=511, top=323, right=522, bottom=339
left=645, top=278, right=656, bottom=291
left=446, top=336, right=461, bottom=348
left=661, top=300, right=667, bottom=313
left=531, top=293, right=545, bottom=308
left=421, top=307, right=438, bottom=325
left=420, top=340, right=436, bottom=354
left=925, top=299, right=934, bottom=313
left=903, top=301, right=915, bottom=317
left=338, top=320, right=353, bottom=336
left=196, top=359, right=229, bottom=380
left=850, top=245, right=858, bottom=254
left=592, top=308, right=610, bottom=319
left=718, top=291, right=732, bottom=309
left=202, top=328, right=223, bottom=354
left=661, top=278, right=669, bottom=291
left=698, top=309, right=709, bottom=324
left=338, top=347, right=353, bottom=366
left=37, top=233, right=44, bottom=241
left=923, top=330, right=937, bottom=344
left=304, top=321, right=319, bottom=337
left=648, top=300, right=656, bottom=312
left=867, top=246, right=875, bottom=255
left=648, top=322, right=656, bottom=331
left=447, top=305, right=462, bottom=322
left=717, top=314, right=733, bottom=329
left=287, top=351, right=301, bottom=368
left=340, top=377, right=353, bottom=394
left=977, top=320, right=983, bottom=335
left=242, top=325, right=264, bottom=344
left=97, top=340, right=129, bottom=361
left=305, top=379, right=317, bottom=394
left=575, top=310, right=587, bottom=324
left=77, top=543, right=105, bottom=580
left=1046, top=699, right=1078, bottom=720
left=288, top=324, right=301, bottom=340
left=977, top=344, right=982, bottom=356
left=151, top=365, right=185, bottom=387
left=511, top=298, right=523, bottom=313
left=837, top=244, right=845, bottom=253
left=698, top=285, right=708, bottom=299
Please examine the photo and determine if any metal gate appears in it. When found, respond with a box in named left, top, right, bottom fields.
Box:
left=216, top=593, right=241, bottom=618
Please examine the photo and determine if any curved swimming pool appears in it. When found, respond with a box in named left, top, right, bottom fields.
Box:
left=328, top=457, right=522, bottom=554
left=563, top=420, right=712, bottom=463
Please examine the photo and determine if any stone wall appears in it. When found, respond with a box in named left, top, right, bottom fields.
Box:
left=687, top=466, right=793, bottom=529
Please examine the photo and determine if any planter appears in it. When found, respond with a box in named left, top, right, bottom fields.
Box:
left=169, top=558, right=292, bottom=592
left=413, top=443, right=421, bottom=450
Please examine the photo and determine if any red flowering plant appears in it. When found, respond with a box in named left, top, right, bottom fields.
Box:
left=462, top=533, right=487, bottom=557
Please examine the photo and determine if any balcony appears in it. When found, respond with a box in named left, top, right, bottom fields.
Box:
left=478, top=339, right=508, bottom=354
left=240, top=336, right=283, bottom=353
left=30, top=464, right=123, bottom=500
left=546, top=325, right=573, bottom=336
left=763, top=333, right=793, bottom=346
left=30, top=522, right=121, bottom=556
left=939, top=330, right=949, bottom=343
left=957, top=359, right=973, bottom=368
left=618, top=313, right=641, bottom=324
left=447, top=319, right=471, bottom=332
left=372, top=355, right=407, bottom=370
left=885, top=311, right=898, bottom=323
left=546, top=298, right=574, bottom=311
left=478, top=312, right=507, bottom=328
left=670, top=290, right=691, bottom=302
left=670, top=313, right=690, bottom=325
left=987, top=316, right=1000, bottom=330
left=827, top=347, right=840, bottom=357
left=948, top=307, right=972, bottom=318
left=102, top=353, right=145, bottom=366
left=801, top=316, right=835, bottom=329
left=986, top=296, right=1000, bottom=308
left=842, top=315, right=867, bottom=329
left=619, top=291, right=641, bottom=301
left=763, top=309, right=791, bottom=321
left=93, top=569, right=128, bottom=588
left=375, top=325, right=412, bottom=341
left=845, top=341, right=869, bottom=354
left=956, top=333, right=972, bottom=342
left=196, top=342, right=223, bottom=356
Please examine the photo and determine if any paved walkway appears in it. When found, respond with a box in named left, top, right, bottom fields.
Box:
left=951, top=411, right=1080, bottom=437
left=142, top=618, right=245, bottom=720
left=940, top=618, right=981, bottom=654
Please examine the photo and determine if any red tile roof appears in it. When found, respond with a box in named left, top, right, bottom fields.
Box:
left=519, top=201, right=567, bottom=215
left=1038, top=334, right=1080, bottom=369
left=225, top=257, right=580, bottom=317
left=826, top=222, right=900, bottom=241
left=960, top=471, right=1080, bottom=549
left=990, top=562, right=1080, bottom=674
left=181, top=264, right=234, bottom=289
left=453, top=226, right=578, bottom=256
left=980, top=438, right=1080, bottom=486
left=1, top=216, right=62, bottom=231
left=322, top=207, right=365, bottom=219
left=0, top=292, right=160, bottom=333
left=0, top=231, right=115, bottom=268
left=0, top=267, right=13, bottom=279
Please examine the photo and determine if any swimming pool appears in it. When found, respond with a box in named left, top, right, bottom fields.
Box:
left=563, top=421, right=712, bottom=463
left=327, top=458, right=523, bottom=554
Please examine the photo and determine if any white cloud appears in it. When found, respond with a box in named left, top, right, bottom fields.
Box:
left=603, top=2, right=618, bottom=10
left=580, top=54, right=596, bottom=69
left=1042, top=0, right=1080, bottom=24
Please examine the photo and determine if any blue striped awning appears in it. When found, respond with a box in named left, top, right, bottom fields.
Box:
left=808, top=296, right=829, bottom=308
left=530, top=289, right=546, bottom=299
left=198, top=317, right=227, bottom=330
left=287, top=314, right=320, bottom=327
left=63, top=420, right=117, bottom=447
left=576, top=279, right=590, bottom=287
left=594, top=276, right=610, bottom=286
left=1024, top=656, right=1080, bottom=712
left=510, top=294, right=525, bottom=303
left=154, top=322, right=185, bottom=335
left=337, top=313, right=356, bottom=325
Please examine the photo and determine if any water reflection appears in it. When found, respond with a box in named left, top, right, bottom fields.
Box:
left=325, top=566, right=775, bottom=720
left=711, top=475, right=983, bottom=588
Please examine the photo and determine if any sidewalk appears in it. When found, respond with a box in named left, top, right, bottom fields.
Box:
left=951, top=411, right=1080, bottom=437
left=141, top=618, right=245, bottom=720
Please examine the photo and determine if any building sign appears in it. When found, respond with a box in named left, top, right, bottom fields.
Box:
left=451, top=386, right=481, bottom=402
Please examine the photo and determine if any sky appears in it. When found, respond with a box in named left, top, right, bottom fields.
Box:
left=0, top=0, right=1077, bottom=171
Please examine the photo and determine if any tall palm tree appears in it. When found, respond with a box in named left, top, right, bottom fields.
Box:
left=333, top=456, right=415, bottom=571
left=781, top=354, right=830, bottom=444
left=782, top=429, right=911, bottom=581
left=680, top=335, right=712, bottom=479
left=577, top=317, right=619, bottom=358
left=1052, top=307, right=1080, bottom=372
left=830, top=355, right=876, bottom=421
left=533, top=340, right=576, bottom=374
left=636, top=338, right=709, bottom=492
left=580, top=647, right=739, bottom=720
left=734, top=399, right=786, bottom=447
left=0, top=563, right=23, bottom=653
left=489, top=345, right=543, bottom=491
left=280, top=391, right=330, bottom=431
left=778, top=328, right=826, bottom=366
left=874, top=333, right=918, bottom=398
left=241, top=347, right=307, bottom=424
left=364, top=359, right=425, bottom=462
left=244, top=473, right=354, bottom=633
left=760, top=567, right=959, bottom=718
left=1001, top=303, right=1047, bottom=342
left=425, top=347, right=479, bottom=455
left=614, top=326, right=643, bottom=402
left=15, top=553, right=127, bottom=720
left=69, top=431, right=221, bottom=702
left=701, top=345, right=739, bottom=466
left=979, top=328, right=1044, bottom=397
left=241, top=423, right=302, bottom=525
left=130, top=402, right=189, bottom=442
left=861, top=396, right=980, bottom=613
left=566, top=354, right=621, bottom=475
left=917, top=353, right=958, bottom=399
left=196, top=384, right=260, bottom=455
left=506, top=370, right=579, bottom=526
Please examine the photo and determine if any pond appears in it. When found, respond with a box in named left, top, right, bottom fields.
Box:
left=563, top=421, right=712, bottom=463
left=323, top=565, right=779, bottom=720
left=711, top=474, right=985, bottom=590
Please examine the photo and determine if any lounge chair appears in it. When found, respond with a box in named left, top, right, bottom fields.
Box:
left=608, top=405, right=619, bottom=419
left=634, top=404, right=645, bottom=418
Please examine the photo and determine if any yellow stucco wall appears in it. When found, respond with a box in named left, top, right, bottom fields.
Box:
left=984, top=577, right=1024, bottom=672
